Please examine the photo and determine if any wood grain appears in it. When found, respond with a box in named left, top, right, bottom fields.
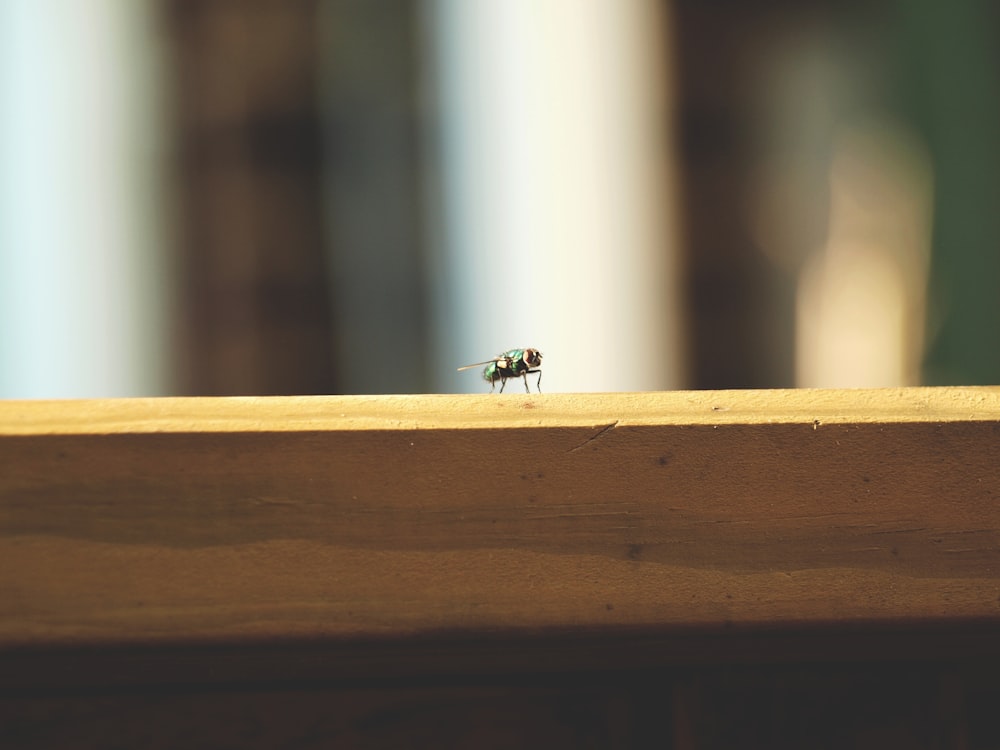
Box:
left=2, top=388, right=1000, bottom=648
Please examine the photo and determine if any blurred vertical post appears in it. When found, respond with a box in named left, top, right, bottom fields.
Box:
left=796, top=122, right=933, bottom=388
left=0, top=0, right=169, bottom=398
left=166, top=0, right=334, bottom=396
left=319, top=1, right=430, bottom=394
left=426, top=0, right=684, bottom=393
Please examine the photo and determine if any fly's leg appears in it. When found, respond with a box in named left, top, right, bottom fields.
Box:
left=522, top=372, right=530, bottom=393
left=534, top=369, right=542, bottom=393
left=499, top=375, right=508, bottom=393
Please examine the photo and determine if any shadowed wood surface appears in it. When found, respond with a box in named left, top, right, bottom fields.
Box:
left=3, top=387, right=1000, bottom=651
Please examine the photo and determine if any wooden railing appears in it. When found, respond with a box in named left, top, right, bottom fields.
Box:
left=3, top=388, right=999, bottom=747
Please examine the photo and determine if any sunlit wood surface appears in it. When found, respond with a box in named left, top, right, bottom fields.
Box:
left=3, top=387, right=999, bottom=649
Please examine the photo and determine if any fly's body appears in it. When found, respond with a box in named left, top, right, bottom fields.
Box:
left=458, top=348, right=543, bottom=393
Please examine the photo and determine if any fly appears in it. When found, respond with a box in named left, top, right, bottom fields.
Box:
left=458, top=348, right=543, bottom=393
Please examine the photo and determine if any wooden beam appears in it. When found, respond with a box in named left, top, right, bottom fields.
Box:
left=3, top=387, right=1000, bottom=650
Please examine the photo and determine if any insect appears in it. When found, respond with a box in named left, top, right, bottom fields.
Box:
left=458, top=348, right=543, bottom=393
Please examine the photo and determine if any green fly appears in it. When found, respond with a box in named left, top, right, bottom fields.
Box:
left=458, top=348, right=543, bottom=393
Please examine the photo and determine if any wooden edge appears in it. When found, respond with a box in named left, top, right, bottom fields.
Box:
left=3, top=386, right=1000, bottom=656
left=1, top=386, right=999, bottom=435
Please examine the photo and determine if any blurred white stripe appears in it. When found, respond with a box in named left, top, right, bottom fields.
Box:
left=0, top=0, right=168, bottom=398
left=427, top=0, right=684, bottom=393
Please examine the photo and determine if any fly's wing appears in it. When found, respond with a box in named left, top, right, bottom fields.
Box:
left=457, top=358, right=503, bottom=372
left=457, top=360, right=492, bottom=372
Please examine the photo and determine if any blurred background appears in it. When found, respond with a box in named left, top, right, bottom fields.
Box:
left=1, top=0, right=998, bottom=397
